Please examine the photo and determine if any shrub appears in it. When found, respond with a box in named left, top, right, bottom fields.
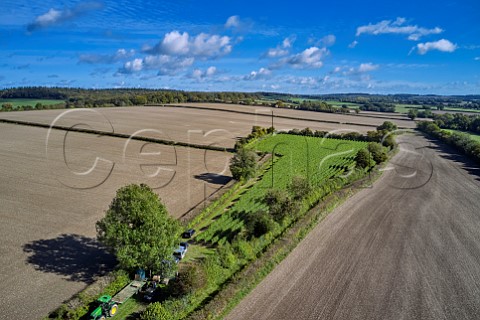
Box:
left=376, top=121, right=397, bottom=132
left=245, top=210, right=275, bottom=238
left=141, top=303, right=172, bottom=320
left=170, top=264, right=207, bottom=297
left=355, top=149, right=374, bottom=169
left=367, top=142, right=388, bottom=164
left=288, top=176, right=312, bottom=201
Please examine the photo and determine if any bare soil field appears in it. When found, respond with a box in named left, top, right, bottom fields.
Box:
left=0, top=123, right=231, bottom=319
left=228, top=133, right=480, bottom=320
left=172, top=102, right=415, bottom=127
left=0, top=106, right=412, bottom=150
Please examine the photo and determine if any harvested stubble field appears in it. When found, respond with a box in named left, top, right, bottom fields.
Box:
left=0, top=106, right=411, bottom=150
left=0, top=122, right=231, bottom=319
left=171, top=102, right=415, bottom=126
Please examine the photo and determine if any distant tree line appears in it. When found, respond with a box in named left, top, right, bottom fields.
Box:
left=359, top=102, right=396, bottom=112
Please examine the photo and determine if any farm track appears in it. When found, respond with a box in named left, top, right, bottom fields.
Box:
left=227, top=133, right=480, bottom=320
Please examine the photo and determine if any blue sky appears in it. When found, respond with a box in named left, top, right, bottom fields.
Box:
left=1, top=0, right=479, bottom=94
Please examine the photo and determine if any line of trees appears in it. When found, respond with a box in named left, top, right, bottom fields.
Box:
left=431, top=113, right=480, bottom=134
left=417, top=121, right=480, bottom=163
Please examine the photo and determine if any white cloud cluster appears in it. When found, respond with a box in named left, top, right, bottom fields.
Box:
left=287, top=47, right=327, bottom=69
left=27, top=1, right=103, bottom=32
left=415, top=39, right=457, bottom=55
left=333, top=63, right=379, bottom=76
left=79, top=49, right=135, bottom=64
left=265, top=36, right=296, bottom=58
left=244, top=67, right=271, bottom=80
left=191, top=66, right=217, bottom=79
left=145, top=31, right=232, bottom=58
left=356, top=17, right=443, bottom=40
left=120, top=30, right=233, bottom=75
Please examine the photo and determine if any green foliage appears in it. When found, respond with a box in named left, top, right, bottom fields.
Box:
left=245, top=210, right=275, bottom=238
left=96, top=184, right=181, bottom=274
left=355, top=149, right=374, bottom=169
left=417, top=121, right=480, bottom=163
left=141, top=303, right=172, bottom=320
left=407, top=109, right=418, bottom=120
left=367, top=142, right=388, bottom=164
left=229, top=148, right=258, bottom=180
left=171, top=264, right=207, bottom=297
left=288, top=175, right=312, bottom=200
left=377, top=121, right=397, bottom=132
left=217, top=242, right=237, bottom=269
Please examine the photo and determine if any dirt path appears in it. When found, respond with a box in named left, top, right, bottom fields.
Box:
left=227, top=133, right=480, bottom=320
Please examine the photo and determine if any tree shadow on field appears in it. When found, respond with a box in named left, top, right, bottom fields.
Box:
left=194, top=173, right=232, bottom=185
left=23, top=234, right=116, bottom=283
left=424, top=137, right=480, bottom=181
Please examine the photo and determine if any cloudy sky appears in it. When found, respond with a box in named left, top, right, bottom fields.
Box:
left=1, top=0, right=479, bottom=94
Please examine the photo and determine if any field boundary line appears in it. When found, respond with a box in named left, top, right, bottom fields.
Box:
left=0, top=118, right=235, bottom=153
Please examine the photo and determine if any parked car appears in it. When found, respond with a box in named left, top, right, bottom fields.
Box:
left=180, top=242, right=189, bottom=251
left=173, top=245, right=186, bottom=261
left=182, top=229, right=195, bottom=239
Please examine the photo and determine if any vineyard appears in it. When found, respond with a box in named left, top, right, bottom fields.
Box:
left=196, top=134, right=367, bottom=245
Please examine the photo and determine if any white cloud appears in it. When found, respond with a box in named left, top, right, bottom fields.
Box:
left=225, top=15, right=240, bottom=29
left=244, top=67, right=272, bottom=80
left=191, top=33, right=232, bottom=57
left=283, top=37, right=294, bottom=48
left=264, top=36, right=295, bottom=58
left=356, top=17, right=443, bottom=40
left=161, top=31, right=190, bottom=55
left=358, top=63, right=379, bottom=72
left=415, top=39, right=457, bottom=55
left=27, top=1, right=103, bottom=32
left=191, top=66, right=217, bottom=79
left=309, top=35, right=336, bottom=47
left=119, top=55, right=194, bottom=75
left=79, top=48, right=135, bottom=64
left=474, top=57, right=480, bottom=61
left=287, top=47, right=327, bottom=69
left=122, top=58, right=143, bottom=73
left=145, top=31, right=232, bottom=59
left=348, top=40, right=358, bottom=48
left=338, top=63, right=379, bottom=76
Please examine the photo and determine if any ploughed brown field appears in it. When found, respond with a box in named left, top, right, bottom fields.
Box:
left=174, top=102, right=414, bottom=123
left=0, top=104, right=415, bottom=149
left=0, top=122, right=230, bottom=319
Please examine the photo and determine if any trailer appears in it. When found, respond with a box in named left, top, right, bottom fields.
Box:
left=112, top=280, right=145, bottom=304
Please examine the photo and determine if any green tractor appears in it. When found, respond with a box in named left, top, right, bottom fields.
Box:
left=90, top=295, right=119, bottom=320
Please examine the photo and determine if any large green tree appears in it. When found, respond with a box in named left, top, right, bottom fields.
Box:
left=229, top=147, right=258, bottom=180
left=96, top=184, right=181, bottom=275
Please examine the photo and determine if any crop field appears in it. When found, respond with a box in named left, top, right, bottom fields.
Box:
left=0, top=122, right=231, bottom=319
left=196, top=134, right=367, bottom=245
left=0, top=98, right=64, bottom=107
left=0, top=106, right=404, bottom=149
